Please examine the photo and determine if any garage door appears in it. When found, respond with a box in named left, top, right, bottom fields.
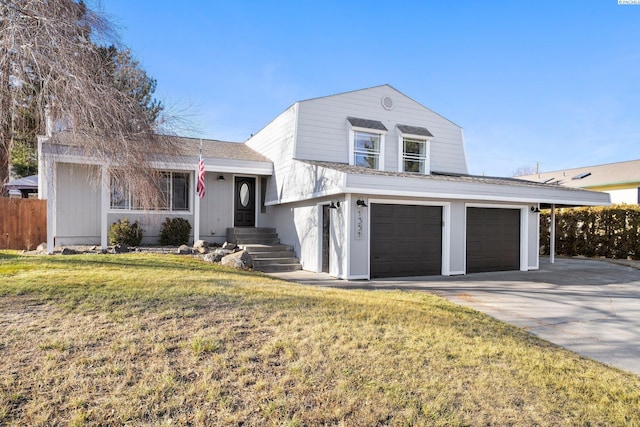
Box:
left=466, top=207, right=520, bottom=273
left=371, top=204, right=442, bottom=278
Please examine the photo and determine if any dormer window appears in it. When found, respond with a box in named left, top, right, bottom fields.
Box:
left=397, top=124, right=433, bottom=174
left=348, top=117, right=387, bottom=170
left=402, top=138, right=428, bottom=173
left=354, top=131, right=382, bottom=169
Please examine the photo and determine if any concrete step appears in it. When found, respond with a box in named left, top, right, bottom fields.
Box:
left=227, top=227, right=277, bottom=243
left=241, top=244, right=294, bottom=253
left=258, top=263, right=303, bottom=273
left=232, top=227, right=276, bottom=235
left=228, top=228, right=301, bottom=273
left=253, top=257, right=300, bottom=266
left=235, top=236, right=280, bottom=245
left=250, top=251, right=298, bottom=259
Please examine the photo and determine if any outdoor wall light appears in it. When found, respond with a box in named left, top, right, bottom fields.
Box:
left=329, top=201, right=341, bottom=209
left=530, top=206, right=541, bottom=213
left=356, top=199, right=368, bottom=207
left=218, top=175, right=225, bottom=181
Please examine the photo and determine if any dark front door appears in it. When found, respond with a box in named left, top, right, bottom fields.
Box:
left=370, top=204, right=442, bottom=278
left=322, top=205, right=330, bottom=273
left=466, top=207, right=520, bottom=273
left=234, top=177, right=256, bottom=227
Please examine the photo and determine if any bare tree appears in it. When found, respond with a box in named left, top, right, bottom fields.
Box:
left=0, top=0, right=178, bottom=201
left=512, top=163, right=538, bottom=177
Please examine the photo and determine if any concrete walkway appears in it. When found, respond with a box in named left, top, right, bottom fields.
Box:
left=269, top=258, right=640, bottom=376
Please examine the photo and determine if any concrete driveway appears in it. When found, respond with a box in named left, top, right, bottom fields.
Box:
left=270, top=258, right=640, bottom=376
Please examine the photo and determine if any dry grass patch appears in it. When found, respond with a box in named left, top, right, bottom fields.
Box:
left=1, top=252, right=640, bottom=426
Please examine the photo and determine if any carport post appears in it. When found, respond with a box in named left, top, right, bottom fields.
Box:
left=550, top=204, right=556, bottom=264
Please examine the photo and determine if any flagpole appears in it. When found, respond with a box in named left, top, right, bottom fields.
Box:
left=194, top=138, right=203, bottom=243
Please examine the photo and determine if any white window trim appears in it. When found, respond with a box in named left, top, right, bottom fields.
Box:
left=349, top=126, right=386, bottom=170
left=397, top=133, right=431, bottom=175
left=108, top=170, right=193, bottom=214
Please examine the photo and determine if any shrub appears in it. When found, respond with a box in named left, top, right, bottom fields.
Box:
left=159, top=217, right=192, bottom=246
left=109, top=218, right=143, bottom=246
left=540, top=204, right=640, bottom=260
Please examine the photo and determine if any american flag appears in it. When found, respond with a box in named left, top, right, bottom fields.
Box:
left=196, top=141, right=206, bottom=199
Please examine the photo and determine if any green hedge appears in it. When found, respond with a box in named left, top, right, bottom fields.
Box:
left=540, top=205, right=640, bottom=259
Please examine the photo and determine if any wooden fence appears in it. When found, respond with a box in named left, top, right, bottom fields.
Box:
left=0, top=198, right=47, bottom=250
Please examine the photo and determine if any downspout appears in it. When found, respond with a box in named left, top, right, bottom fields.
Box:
left=550, top=204, right=556, bottom=264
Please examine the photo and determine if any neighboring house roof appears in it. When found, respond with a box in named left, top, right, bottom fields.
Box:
left=5, top=175, right=38, bottom=190
left=517, top=159, right=640, bottom=190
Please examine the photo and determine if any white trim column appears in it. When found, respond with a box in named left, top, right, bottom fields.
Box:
left=100, top=166, right=109, bottom=250
left=45, top=158, right=56, bottom=254
left=550, top=205, right=556, bottom=264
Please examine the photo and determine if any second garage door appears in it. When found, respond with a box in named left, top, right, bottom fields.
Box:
left=466, top=207, right=521, bottom=273
left=370, top=204, right=442, bottom=278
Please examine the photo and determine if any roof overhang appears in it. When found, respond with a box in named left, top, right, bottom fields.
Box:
left=282, top=160, right=610, bottom=207
left=41, top=141, right=273, bottom=176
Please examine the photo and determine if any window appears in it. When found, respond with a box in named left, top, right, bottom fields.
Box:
left=110, top=171, right=190, bottom=211
left=353, top=131, right=382, bottom=169
left=402, top=137, right=428, bottom=174
left=347, top=117, right=387, bottom=170
left=396, top=124, right=433, bottom=175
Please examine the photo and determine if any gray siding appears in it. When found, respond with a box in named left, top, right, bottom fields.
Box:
left=528, top=210, right=540, bottom=269
left=269, top=195, right=348, bottom=277
left=294, top=85, right=468, bottom=175
left=276, top=160, right=344, bottom=203
left=107, top=212, right=194, bottom=245
left=199, top=173, right=234, bottom=244
left=56, top=163, right=101, bottom=245
left=349, top=195, right=369, bottom=278
left=449, top=201, right=467, bottom=274
left=245, top=104, right=298, bottom=205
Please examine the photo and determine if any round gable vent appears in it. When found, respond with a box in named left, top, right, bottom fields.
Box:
left=381, top=95, right=394, bottom=110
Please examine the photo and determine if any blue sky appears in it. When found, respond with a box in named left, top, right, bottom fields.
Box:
left=100, top=0, right=640, bottom=177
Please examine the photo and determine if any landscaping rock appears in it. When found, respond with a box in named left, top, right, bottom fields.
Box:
left=36, top=242, right=47, bottom=253
left=113, top=244, right=130, bottom=254
left=61, top=247, right=77, bottom=255
left=222, top=241, right=237, bottom=250
left=193, top=240, right=209, bottom=254
left=220, top=250, right=253, bottom=270
left=177, top=244, right=192, bottom=255
left=203, top=248, right=234, bottom=263
left=194, top=240, right=208, bottom=249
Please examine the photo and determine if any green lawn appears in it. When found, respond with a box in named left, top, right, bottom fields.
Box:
left=1, top=252, right=639, bottom=426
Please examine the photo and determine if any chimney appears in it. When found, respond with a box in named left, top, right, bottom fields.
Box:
left=44, top=106, right=53, bottom=137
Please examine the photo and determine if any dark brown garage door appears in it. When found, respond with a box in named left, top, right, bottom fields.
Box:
left=466, top=207, right=520, bottom=273
left=371, top=204, right=442, bottom=278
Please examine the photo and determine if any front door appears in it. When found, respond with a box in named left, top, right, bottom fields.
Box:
left=322, top=205, right=330, bottom=273
left=234, top=177, right=256, bottom=227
